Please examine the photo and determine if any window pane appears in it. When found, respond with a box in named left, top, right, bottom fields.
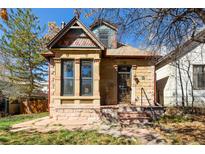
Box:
left=81, top=61, right=92, bottom=78
left=81, top=79, right=92, bottom=95
left=99, top=30, right=109, bottom=47
left=80, top=60, right=93, bottom=96
left=63, top=79, right=74, bottom=95
left=193, top=74, right=198, bottom=89
left=61, top=60, right=74, bottom=96
left=63, top=61, right=74, bottom=78
left=193, top=65, right=205, bottom=89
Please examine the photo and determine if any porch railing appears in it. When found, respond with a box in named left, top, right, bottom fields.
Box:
left=141, top=87, right=157, bottom=120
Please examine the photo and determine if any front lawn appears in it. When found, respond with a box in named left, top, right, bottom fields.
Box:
left=154, top=114, right=205, bottom=144
left=0, top=112, right=49, bottom=131
left=0, top=113, right=139, bottom=145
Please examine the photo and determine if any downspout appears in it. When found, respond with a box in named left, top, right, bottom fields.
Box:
left=48, top=58, right=50, bottom=113
left=154, top=65, right=156, bottom=104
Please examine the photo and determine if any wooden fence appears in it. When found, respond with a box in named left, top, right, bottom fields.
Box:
left=20, top=99, right=48, bottom=114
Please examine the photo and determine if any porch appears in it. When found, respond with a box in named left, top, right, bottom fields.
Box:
left=100, top=58, right=156, bottom=107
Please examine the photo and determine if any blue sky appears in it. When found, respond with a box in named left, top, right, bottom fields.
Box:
left=0, top=8, right=137, bottom=47
left=32, top=8, right=137, bottom=47
left=32, top=8, right=93, bottom=30
left=0, top=9, right=93, bottom=38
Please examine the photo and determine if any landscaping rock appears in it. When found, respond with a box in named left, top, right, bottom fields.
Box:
left=108, top=129, right=122, bottom=137
left=100, top=124, right=111, bottom=131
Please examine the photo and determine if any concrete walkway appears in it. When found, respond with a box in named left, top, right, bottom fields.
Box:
left=10, top=117, right=167, bottom=144
left=11, top=116, right=100, bottom=133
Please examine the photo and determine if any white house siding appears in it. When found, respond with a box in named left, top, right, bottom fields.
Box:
left=156, top=44, right=205, bottom=107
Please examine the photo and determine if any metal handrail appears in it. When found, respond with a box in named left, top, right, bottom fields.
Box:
left=141, top=87, right=157, bottom=120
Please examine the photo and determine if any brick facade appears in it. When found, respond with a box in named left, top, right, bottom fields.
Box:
left=100, top=58, right=155, bottom=106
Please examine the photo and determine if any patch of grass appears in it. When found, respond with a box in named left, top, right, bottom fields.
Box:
left=0, top=129, right=139, bottom=145
left=157, top=114, right=191, bottom=124
left=0, top=112, right=48, bottom=130
left=0, top=113, right=139, bottom=145
left=0, top=136, right=9, bottom=142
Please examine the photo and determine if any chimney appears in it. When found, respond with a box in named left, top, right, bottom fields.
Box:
left=61, top=21, right=66, bottom=29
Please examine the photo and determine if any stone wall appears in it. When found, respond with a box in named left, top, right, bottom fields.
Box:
left=52, top=107, right=101, bottom=124
left=100, top=58, right=155, bottom=106
left=49, top=50, right=101, bottom=123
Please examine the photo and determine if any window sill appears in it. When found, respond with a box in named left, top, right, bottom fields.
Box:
left=53, top=96, right=100, bottom=100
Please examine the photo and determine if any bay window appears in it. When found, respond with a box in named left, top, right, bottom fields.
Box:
left=61, top=59, right=93, bottom=96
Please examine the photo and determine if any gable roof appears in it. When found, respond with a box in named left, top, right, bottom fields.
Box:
left=156, top=30, right=205, bottom=69
left=41, top=51, right=55, bottom=59
left=47, top=17, right=105, bottom=50
left=90, top=19, right=118, bottom=31
left=105, top=44, right=161, bottom=58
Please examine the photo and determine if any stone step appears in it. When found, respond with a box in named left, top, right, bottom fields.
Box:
left=117, top=105, right=165, bottom=112
left=117, top=111, right=152, bottom=126
left=117, top=111, right=149, bottom=119
left=100, top=105, right=165, bottom=124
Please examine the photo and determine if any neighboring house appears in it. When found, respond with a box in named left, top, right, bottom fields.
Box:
left=0, top=65, right=47, bottom=115
left=42, top=16, right=160, bottom=122
left=156, top=31, right=205, bottom=107
left=38, top=81, right=48, bottom=94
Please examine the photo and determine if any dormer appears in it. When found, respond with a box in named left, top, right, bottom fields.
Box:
left=90, top=20, right=118, bottom=49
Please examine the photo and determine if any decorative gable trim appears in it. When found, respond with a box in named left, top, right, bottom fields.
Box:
left=47, top=17, right=105, bottom=50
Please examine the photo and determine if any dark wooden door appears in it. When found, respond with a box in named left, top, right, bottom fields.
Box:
left=118, top=66, right=131, bottom=104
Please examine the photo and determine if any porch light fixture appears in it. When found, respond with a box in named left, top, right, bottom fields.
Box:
left=141, top=76, right=145, bottom=80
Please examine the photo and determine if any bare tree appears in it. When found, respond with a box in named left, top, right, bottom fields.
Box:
left=81, top=8, right=205, bottom=53
left=176, top=61, right=185, bottom=107
left=79, top=8, right=205, bottom=109
left=44, top=22, right=60, bottom=41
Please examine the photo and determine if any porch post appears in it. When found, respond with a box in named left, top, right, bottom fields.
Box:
left=114, top=65, right=118, bottom=105
left=131, top=65, right=137, bottom=105
left=53, top=58, right=61, bottom=97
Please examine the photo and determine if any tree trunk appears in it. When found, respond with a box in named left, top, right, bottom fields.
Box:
left=186, top=61, right=195, bottom=113
left=177, top=62, right=185, bottom=107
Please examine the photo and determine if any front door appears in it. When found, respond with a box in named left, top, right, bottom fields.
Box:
left=118, top=66, right=131, bottom=104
